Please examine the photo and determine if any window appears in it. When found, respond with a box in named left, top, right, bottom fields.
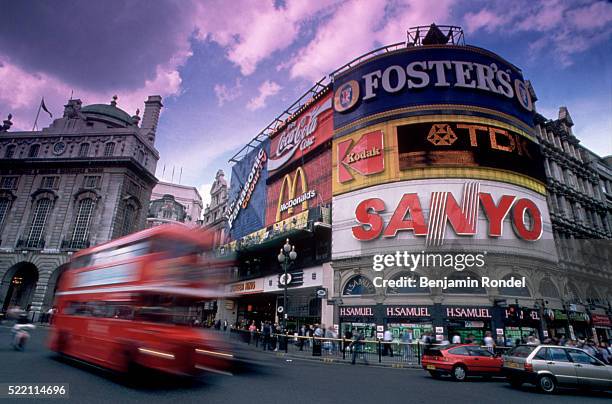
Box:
left=27, top=198, right=52, bottom=245
left=448, top=346, right=469, bottom=356
left=104, top=142, right=115, bottom=157
left=83, top=176, right=101, bottom=188
left=467, top=346, right=493, bottom=357
left=28, top=144, right=40, bottom=157
left=533, top=348, right=549, bottom=360
left=549, top=348, right=570, bottom=362
left=4, top=145, right=16, bottom=158
left=0, top=198, right=10, bottom=226
left=567, top=349, right=599, bottom=365
left=41, top=176, right=59, bottom=189
left=78, top=143, right=89, bottom=157
left=71, top=198, right=95, bottom=244
left=121, top=204, right=136, bottom=236
left=0, top=176, right=18, bottom=190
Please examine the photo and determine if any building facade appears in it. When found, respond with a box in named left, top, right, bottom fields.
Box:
left=202, top=169, right=229, bottom=247
left=534, top=107, right=612, bottom=341
left=147, top=181, right=203, bottom=227
left=217, top=25, right=611, bottom=344
left=0, top=95, right=162, bottom=318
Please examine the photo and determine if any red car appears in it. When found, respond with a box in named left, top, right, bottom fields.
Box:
left=421, top=344, right=503, bottom=381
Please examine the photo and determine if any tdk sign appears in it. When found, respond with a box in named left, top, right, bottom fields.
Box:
left=333, top=47, right=535, bottom=129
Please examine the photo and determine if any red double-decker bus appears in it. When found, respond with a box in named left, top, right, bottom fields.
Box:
left=48, top=225, right=234, bottom=376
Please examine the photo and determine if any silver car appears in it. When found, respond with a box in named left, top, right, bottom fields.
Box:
left=503, top=344, right=612, bottom=393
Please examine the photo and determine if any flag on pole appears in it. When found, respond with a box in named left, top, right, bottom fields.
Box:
left=41, top=98, right=53, bottom=118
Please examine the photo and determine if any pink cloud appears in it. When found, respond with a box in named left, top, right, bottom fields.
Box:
left=246, top=80, right=281, bottom=111
left=214, top=78, right=243, bottom=106
left=461, top=0, right=612, bottom=67
left=191, top=0, right=339, bottom=76
left=288, top=0, right=454, bottom=82
left=0, top=57, right=181, bottom=131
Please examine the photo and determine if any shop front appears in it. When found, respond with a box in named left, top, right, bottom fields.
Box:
left=591, top=313, right=612, bottom=343
left=568, top=310, right=591, bottom=339
left=444, top=306, right=494, bottom=345
left=544, top=309, right=569, bottom=339
left=384, top=305, right=433, bottom=341
left=338, top=306, right=377, bottom=341
left=502, top=306, right=543, bottom=344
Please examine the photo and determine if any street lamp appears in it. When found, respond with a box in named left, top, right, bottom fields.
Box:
left=278, top=238, right=297, bottom=331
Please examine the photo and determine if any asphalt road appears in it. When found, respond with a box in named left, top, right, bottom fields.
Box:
left=0, top=326, right=610, bottom=404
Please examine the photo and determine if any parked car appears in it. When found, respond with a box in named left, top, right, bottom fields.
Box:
left=503, top=345, right=612, bottom=393
left=421, top=344, right=503, bottom=381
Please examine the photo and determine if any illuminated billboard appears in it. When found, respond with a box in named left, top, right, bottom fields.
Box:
left=332, top=46, right=534, bottom=131
left=332, top=179, right=555, bottom=260
left=267, top=93, right=333, bottom=173
left=227, top=139, right=270, bottom=240
left=396, top=121, right=545, bottom=183
left=265, top=151, right=332, bottom=226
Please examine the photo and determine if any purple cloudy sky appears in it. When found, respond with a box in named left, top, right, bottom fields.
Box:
left=0, top=0, right=610, bottom=205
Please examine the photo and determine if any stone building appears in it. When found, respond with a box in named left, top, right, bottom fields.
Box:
left=0, top=95, right=162, bottom=318
left=534, top=106, right=612, bottom=340
left=202, top=169, right=229, bottom=248
left=147, top=181, right=203, bottom=227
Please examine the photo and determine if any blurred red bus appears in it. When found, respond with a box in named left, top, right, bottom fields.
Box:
left=48, top=225, right=234, bottom=376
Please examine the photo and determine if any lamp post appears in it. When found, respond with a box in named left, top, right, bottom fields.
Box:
left=278, top=238, right=297, bottom=332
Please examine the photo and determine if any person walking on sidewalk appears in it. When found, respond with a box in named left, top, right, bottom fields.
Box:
left=383, top=329, right=394, bottom=357
left=350, top=330, right=368, bottom=365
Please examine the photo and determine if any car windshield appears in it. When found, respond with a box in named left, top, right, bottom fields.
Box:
left=507, top=345, right=536, bottom=358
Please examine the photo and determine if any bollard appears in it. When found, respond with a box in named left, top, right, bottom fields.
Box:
left=378, top=340, right=382, bottom=363
left=285, top=332, right=288, bottom=353
left=342, top=338, right=345, bottom=360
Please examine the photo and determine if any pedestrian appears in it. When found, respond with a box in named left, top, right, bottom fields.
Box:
left=383, top=328, right=393, bottom=357
left=350, top=329, right=368, bottom=365
left=223, top=319, right=228, bottom=331
left=451, top=333, right=461, bottom=344
left=484, top=331, right=495, bottom=353
left=598, top=342, right=610, bottom=364
left=343, top=328, right=353, bottom=354
left=249, top=321, right=257, bottom=344
left=262, top=321, right=271, bottom=351
left=298, top=325, right=306, bottom=351
left=400, top=331, right=412, bottom=360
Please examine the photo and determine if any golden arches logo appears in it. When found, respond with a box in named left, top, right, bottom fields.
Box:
left=276, top=166, right=316, bottom=222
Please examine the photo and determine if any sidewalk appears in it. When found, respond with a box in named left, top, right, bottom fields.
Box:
left=227, top=331, right=423, bottom=369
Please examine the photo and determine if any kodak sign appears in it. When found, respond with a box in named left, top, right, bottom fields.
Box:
left=338, top=130, right=384, bottom=183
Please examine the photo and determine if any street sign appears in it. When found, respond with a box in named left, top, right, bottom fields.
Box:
left=315, top=288, right=327, bottom=298
left=277, top=306, right=284, bottom=313
left=279, top=273, right=292, bottom=286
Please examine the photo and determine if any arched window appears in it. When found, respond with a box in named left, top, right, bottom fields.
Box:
left=71, top=198, right=95, bottom=247
left=78, top=143, right=89, bottom=157
left=342, top=275, right=375, bottom=296
left=28, top=144, right=40, bottom=157
left=104, top=142, right=115, bottom=157
left=122, top=204, right=136, bottom=236
left=386, top=272, right=430, bottom=294
left=539, top=278, right=560, bottom=298
left=0, top=198, right=11, bottom=226
left=565, top=282, right=581, bottom=302
left=498, top=274, right=531, bottom=297
left=5, top=144, right=16, bottom=158
left=26, top=198, right=52, bottom=247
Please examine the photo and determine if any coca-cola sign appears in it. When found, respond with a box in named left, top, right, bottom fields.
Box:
left=268, top=94, right=333, bottom=172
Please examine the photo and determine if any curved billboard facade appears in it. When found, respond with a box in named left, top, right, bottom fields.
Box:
left=330, top=43, right=558, bottom=342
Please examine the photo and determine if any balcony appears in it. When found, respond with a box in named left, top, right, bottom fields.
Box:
left=61, top=239, right=90, bottom=251
left=16, top=239, right=45, bottom=249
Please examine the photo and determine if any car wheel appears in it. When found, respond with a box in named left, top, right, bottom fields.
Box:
left=428, top=371, right=442, bottom=379
left=537, top=375, right=556, bottom=394
left=451, top=365, right=467, bottom=381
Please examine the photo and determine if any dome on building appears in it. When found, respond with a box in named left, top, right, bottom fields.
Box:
left=81, top=96, right=134, bottom=127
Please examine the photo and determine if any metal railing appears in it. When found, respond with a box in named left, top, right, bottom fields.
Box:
left=227, top=328, right=513, bottom=366
left=16, top=239, right=45, bottom=249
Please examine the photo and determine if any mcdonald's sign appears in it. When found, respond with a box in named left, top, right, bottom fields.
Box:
left=266, top=151, right=332, bottom=226
left=275, top=167, right=316, bottom=222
